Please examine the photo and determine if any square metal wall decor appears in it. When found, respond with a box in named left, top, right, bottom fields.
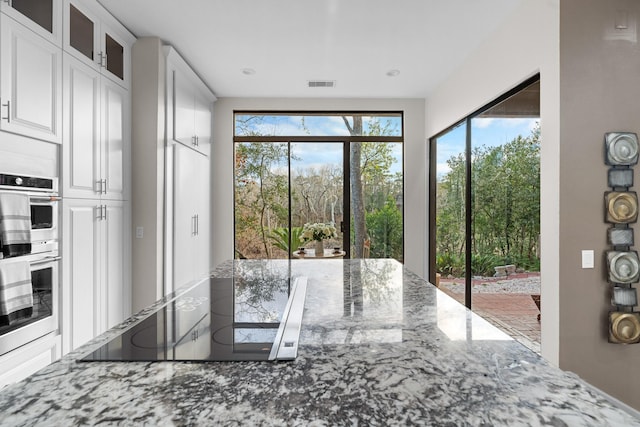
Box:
left=608, top=168, right=634, bottom=188
left=605, top=132, right=639, bottom=166
left=604, top=131, right=639, bottom=344
left=607, top=251, right=640, bottom=284
left=605, top=191, right=638, bottom=224
left=609, top=312, right=640, bottom=344
left=608, top=227, right=634, bottom=247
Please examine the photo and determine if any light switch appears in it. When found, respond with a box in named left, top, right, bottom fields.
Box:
left=582, top=250, right=594, bottom=269
left=136, top=226, right=144, bottom=239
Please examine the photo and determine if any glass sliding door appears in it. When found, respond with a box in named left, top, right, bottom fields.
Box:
left=469, top=81, right=541, bottom=346
left=430, top=76, right=541, bottom=348
left=291, top=142, right=345, bottom=255
left=234, top=142, right=290, bottom=259
left=431, top=122, right=468, bottom=305
left=351, top=141, right=404, bottom=261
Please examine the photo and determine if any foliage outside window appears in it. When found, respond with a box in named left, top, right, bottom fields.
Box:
left=234, top=113, right=403, bottom=261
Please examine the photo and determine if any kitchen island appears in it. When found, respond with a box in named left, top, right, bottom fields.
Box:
left=1, top=259, right=639, bottom=426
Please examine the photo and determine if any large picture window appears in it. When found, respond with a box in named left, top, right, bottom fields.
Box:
left=234, top=112, right=404, bottom=261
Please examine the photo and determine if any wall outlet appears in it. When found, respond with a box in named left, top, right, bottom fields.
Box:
left=136, top=226, right=144, bottom=239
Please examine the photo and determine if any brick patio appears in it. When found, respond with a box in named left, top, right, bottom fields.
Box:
left=439, top=284, right=542, bottom=354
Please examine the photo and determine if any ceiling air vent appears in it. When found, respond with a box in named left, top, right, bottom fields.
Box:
left=308, top=80, right=336, bottom=88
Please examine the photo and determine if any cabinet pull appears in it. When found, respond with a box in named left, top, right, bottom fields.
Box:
left=103, top=205, right=107, bottom=221
left=2, top=100, right=10, bottom=122
left=195, top=214, right=199, bottom=235
left=102, top=179, right=107, bottom=194
left=195, top=136, right=199, bottom=147
left=191, top=215, right=196, bottom=236
left=98, top=52, right=107, bottom=68
left=95, top=205, right=102, bottom=220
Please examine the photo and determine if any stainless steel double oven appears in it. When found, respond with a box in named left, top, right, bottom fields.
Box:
left=0, top=173, right=60, bottom=356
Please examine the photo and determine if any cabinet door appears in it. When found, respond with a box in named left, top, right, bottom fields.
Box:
left=64, top=0, right=100, bottom=71
left=101, top=21, right=129, bottom=87
left=172, top=144, right=196, bottom=288
left=0, top=0, right=61, bottom=46
left=194, top=91, right=212, bottom=157
left=193, top=152, right=210, bottom=278
left=172, top=68, right=195, bottom=148
left=63, top=54, right=101, bottom=199
left=63, top=200, right=100, bottom=351
left=103, top=201, right=127, bottom=330
left=0, top=14, right=62, bottom=143
left=101, top=78, right=127, bottom=200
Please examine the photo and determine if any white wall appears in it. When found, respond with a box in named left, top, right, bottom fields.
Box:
left=424, top=0, right=560, bottom=364
left=212, top=98, right=426, bottom=276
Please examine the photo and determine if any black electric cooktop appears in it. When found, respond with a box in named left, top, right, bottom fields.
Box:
left=80, top=276, right=307, bottom=362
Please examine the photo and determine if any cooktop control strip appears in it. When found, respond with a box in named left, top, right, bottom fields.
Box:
left=269, top=277, right=308, bottom=361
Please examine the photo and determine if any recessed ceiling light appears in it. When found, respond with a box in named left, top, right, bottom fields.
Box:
left=241, top=68, right=256, bottom=75
left=386, top=69, right=400, bottom=77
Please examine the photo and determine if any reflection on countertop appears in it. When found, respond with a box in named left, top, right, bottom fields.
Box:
left=0, top=259, right=639, bottom=426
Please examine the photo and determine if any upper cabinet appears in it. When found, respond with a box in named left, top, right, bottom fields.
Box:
left=0, top=0, right=62, bottom=46
left=0, top=13, right=62, bottom=143
left=63, top=0, right=134, bottom=88
left=62, top=53, right=129, bottom=201
left=165, top=47, right=216, bottom=157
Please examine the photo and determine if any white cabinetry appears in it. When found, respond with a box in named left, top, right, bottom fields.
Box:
left=62, top=53, right=128, bottom=201
left=130, top=39, right=214, bottom=309
left=0, top=334, right=61, bottom=388
left=0, top=0, right=62, bottom=46
left=60, top=1, right=132, bottom=353
left=0, top=13, right=62, bottom=144
left=173, top=143, right=210, bottom=288
left=166, top=48, right=214, bottom=156
left=62, top=199, right=129, bottom=351
left=63, top=0, right=133, bottom=88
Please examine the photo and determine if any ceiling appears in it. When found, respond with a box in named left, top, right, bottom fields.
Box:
left=98, top=0, right=524, bottom=99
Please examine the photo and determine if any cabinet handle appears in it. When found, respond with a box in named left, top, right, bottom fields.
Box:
left=102, top=179, right=107, bottom=194
left=95, top=205, right=102, bottom=220
left=195, top=214, right=199, bottom=235
left=98, top=52, right=107, bottom=68
left=191, top=215, right=196, bottom=236
left=195, top=136, right=199, bottom=147
left=2, top=100, right=10, bottom=122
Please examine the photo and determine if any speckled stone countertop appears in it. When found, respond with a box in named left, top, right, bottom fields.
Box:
left=1, top=259, right=639, bottom=426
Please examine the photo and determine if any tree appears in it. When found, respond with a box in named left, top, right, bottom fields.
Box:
left=342, top=116, right=366, bottom=257
left=435, top=123, right=540, bottom=275
left=342, top=116, right=399, bottom=258
left=235, top=143, right=289, bottom=258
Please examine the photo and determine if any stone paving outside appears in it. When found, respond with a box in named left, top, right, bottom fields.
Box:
left=438, top=272, right=541, bottom=354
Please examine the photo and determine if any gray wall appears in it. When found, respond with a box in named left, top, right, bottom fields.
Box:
left=558, top=0, right=640, bottom=408
left=131, top=37, right=166, bottom=312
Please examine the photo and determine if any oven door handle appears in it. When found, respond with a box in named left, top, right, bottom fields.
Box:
left=30, top=196, right=61, bottom=203
left=30, top=256, right=61, bottom=266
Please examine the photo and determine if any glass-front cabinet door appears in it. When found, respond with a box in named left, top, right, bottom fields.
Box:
left=64, top=0, right=129, bottom=87
left=0, top=0, right=62, bottom=45
left=68, top=3, right=96, bottom=62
